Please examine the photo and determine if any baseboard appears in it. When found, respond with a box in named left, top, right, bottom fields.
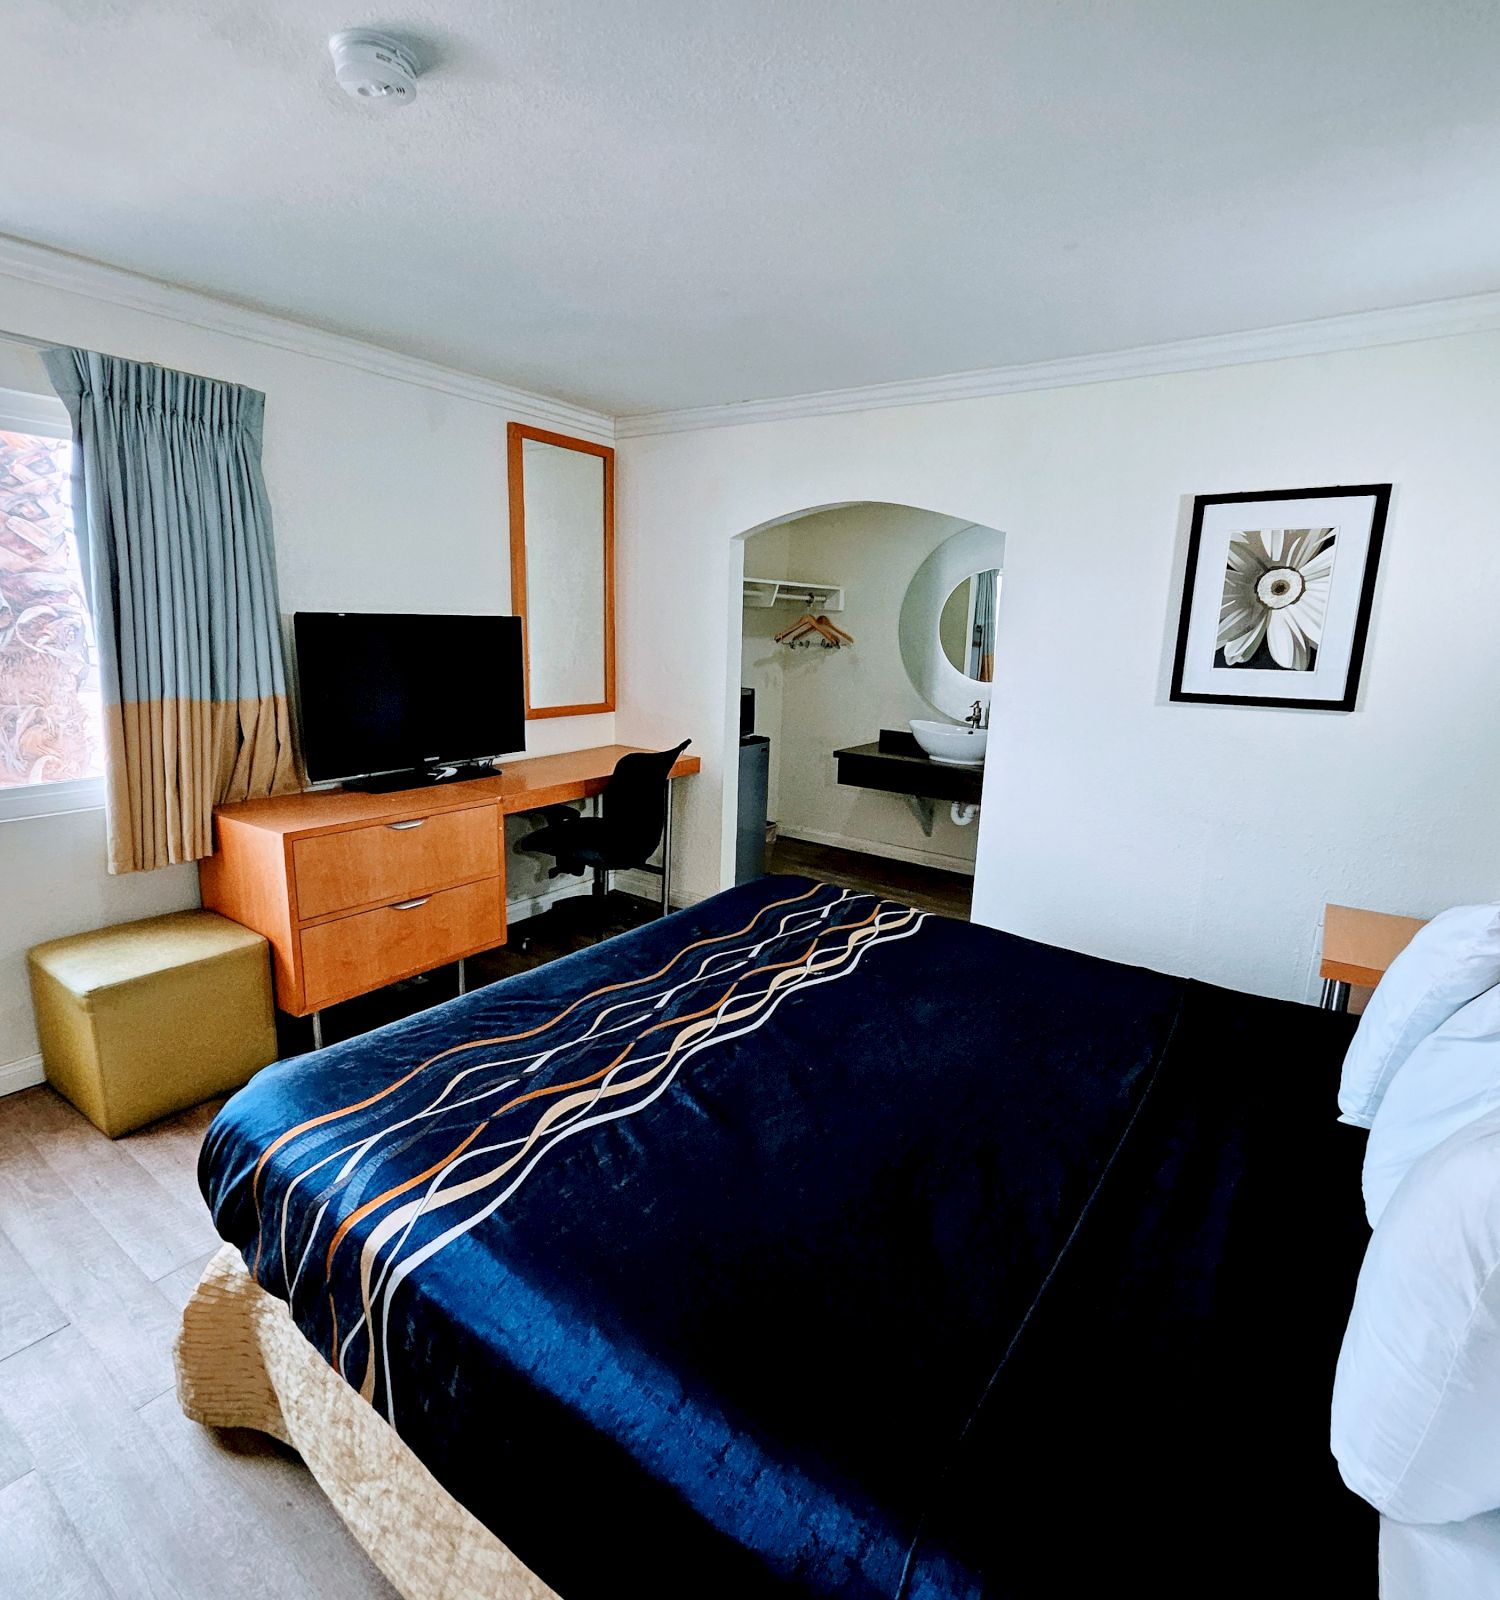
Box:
left=611, top=866, right=665, bottom=905
left=0, top=1053, right=44, bottom=1099
left=507, top=873, right=687, bottom=923
left=776, top=826, right=977, bottom=877
left=506, top=880, right=594, bottom=923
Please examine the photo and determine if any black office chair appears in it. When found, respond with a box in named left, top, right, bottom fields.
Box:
left=518, top=741, right=690, bottom=917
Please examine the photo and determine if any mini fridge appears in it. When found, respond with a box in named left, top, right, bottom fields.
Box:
left=735, top=733, right=770, bottom=883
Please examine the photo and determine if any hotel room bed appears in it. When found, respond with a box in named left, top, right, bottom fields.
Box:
left=181, top=874, right=1373, bottom=1598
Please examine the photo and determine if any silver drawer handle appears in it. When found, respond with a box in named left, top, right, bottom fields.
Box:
left=387, top=819, right=426, bottom=831
left=391, top=897, right=430, bottom=911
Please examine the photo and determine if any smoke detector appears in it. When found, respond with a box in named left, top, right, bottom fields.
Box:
left=328, top=30, right=420, bottom=108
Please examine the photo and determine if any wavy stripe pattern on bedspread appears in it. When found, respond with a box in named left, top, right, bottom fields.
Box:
left=255, top=881, right=921, bottom=1415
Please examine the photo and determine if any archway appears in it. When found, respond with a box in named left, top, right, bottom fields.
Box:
left=725, top=502, right=1005, bottom=917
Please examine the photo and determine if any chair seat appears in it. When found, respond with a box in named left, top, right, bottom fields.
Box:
left=518, top=817, right=615, bottom=869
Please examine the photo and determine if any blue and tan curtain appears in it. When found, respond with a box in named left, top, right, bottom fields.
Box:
left=43, top=348, right=296, bottom=873
left=968, top=567, right=999, bottom=684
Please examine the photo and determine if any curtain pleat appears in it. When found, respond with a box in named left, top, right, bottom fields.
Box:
left=43, top=348, right=297, bottom=874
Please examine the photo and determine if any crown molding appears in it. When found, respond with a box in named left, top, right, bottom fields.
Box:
left=0, top=233, right=613, bottom=442
left=7, top=228, right=1495, bottom=446
left=616, top=290, right=1500, bottom=438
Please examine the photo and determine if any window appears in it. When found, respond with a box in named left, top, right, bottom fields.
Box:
left=0, top=387, right=103, bottom=819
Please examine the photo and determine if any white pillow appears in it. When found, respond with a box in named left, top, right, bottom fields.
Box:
left=1333, top=1104, right=1500, bottom=1525
left=1363, top=984, right=1500, bottom=1226
left=1338, top=904, right=1500, bottom=1129
left=1380, top=1513, right=1500, bottom=1600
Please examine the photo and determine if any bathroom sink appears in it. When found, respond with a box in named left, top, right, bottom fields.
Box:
left=910, top=719, right=987, bottom=767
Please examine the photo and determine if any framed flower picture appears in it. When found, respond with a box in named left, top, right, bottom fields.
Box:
left=1170, top=484, right=1390, bottom=710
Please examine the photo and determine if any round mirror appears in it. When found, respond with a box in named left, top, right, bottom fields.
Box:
left=899, top=524, right=1006, bottom=719
left=937, top=570, right=999, bottom=682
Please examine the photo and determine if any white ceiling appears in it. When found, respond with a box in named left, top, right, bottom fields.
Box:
left=7, top=2, right=1500, bottom=416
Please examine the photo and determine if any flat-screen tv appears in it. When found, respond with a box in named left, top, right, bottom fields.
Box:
left=293, top=612, right=525, bottom=787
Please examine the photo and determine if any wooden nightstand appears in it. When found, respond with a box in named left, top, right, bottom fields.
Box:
left=1320, top=903, right=1428, bottom=1012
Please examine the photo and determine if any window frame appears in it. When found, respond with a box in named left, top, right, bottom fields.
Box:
left=0, top=384, right=106, bottom=822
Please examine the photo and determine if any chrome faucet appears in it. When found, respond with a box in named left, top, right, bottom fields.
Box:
left=966, top=699, right=984, bottom=730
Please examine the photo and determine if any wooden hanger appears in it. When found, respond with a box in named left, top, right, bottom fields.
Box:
left=815, top=615, right=853, bottom=643
left=775, top=613, right=829, bottom=643
left=771, top=582, right=855, bottom=647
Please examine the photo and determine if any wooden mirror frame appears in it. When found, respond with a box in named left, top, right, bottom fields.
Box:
left=506, top=422, right=616, bottom=719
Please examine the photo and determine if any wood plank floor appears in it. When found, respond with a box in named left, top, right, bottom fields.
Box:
left=769, top=836, right=973, bottom=920
left=0, top=1086, right=397, bottom=1600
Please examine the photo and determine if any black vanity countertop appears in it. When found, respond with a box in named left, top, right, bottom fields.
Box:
left=833, top=729, right=984, bottom=804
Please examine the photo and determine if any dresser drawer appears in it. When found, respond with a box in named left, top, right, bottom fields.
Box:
left=299, top=879, right=503, bottom=1012
left=292, top=805, right=499, bottom=921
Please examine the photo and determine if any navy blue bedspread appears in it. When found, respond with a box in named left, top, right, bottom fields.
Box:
left=201, top=876, right=1371, bottom=1597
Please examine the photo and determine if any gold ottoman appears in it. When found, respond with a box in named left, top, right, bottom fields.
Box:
left=27, top=910, right=277, bottom=1138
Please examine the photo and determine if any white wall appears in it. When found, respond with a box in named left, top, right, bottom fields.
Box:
left=742, top=505, right=980, bottom=871
left=0, top=261, right=614, bottom=1079
left=617, top=331, right=1500, bottom=1001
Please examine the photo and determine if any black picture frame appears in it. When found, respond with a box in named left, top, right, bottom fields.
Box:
left=1169, top=483, right=1391, bottom=711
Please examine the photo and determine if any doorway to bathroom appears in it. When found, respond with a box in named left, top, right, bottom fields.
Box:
left=735, top=504, right=1003, bottom=921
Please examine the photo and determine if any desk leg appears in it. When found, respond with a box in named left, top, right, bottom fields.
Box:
left=311, top=1010, right=324, bottom=1051
left=458, top=956, right=467, bottom=997
left=660, top=783, right=674, bottom=916
left=1320, top=979, right=1351, bottom=1013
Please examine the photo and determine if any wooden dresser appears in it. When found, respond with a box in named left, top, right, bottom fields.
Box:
left=200, top=744, right=700, bottom=1022
left=201, top=788, right=505, bottom=1017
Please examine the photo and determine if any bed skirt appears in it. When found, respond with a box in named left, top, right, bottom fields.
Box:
left=173, top=1245, right=561, bottom=1600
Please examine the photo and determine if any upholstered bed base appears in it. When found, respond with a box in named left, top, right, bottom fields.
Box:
left=173, top=1246, right=561, bottom=1600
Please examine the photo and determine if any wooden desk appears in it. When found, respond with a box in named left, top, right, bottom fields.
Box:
left=200, top=745, right=699, bottom=1038
left=1319, top=903, right=1427, bottom=1011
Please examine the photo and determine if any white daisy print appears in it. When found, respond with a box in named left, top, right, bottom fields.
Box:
left=1217, top=526, right=1336, bottom=672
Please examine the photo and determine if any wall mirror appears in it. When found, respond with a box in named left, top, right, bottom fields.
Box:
left=938, top=569, right=1000, bottom=681
left=898, top=522, right=1006, bottom=720
left=506, top=423, right=615, bottom=718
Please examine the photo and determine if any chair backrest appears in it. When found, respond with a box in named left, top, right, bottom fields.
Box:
left=600, top=741, right=691, bottom=866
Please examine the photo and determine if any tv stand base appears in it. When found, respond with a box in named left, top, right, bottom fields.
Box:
left=343, top=761, right=500, bottom=795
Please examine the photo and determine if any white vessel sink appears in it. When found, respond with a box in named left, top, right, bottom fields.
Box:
left=910, top=719, right=987, bottom=767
